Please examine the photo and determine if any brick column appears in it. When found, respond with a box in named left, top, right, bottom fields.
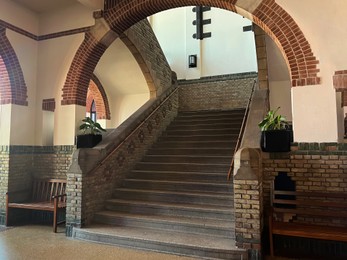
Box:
left=0, top=146, right=9, bottom=225
left=66, top=150, right=84, bottom=236
left=233, top=148, right=263, bottom=259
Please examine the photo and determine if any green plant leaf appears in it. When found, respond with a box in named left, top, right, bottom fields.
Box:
left=258, top=107, right=288, bottom=131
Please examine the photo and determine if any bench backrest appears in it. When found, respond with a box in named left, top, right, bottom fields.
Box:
left=31, top=179, right=67, bottom=203
left=270, top=181, right=347, bottom=221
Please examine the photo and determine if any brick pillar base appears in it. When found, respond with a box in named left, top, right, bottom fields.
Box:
left=233, top=148, right=263, bottom=259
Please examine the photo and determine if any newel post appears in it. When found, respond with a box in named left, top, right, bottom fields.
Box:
left=233, top=148, right=263, bottom=259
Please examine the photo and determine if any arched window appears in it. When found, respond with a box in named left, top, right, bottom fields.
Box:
left=90, top=100, right=96, bottom=122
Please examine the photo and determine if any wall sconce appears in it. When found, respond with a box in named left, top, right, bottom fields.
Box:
left=188, top=55, right=197, bottom=68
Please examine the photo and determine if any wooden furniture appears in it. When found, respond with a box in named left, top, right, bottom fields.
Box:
left=269, top=182, right=347, bottom=257
left=6, top=179, right=67, bottom=233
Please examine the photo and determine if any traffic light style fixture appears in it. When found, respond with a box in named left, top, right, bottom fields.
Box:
left=192, top=6, right=211, bottom=40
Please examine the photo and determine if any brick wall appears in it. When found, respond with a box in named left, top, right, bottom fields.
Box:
left=66, top=89, right=179, bottom=234
left=178, top=73, right=257, bottom=111
left=32, top=146, right=74, bottom=179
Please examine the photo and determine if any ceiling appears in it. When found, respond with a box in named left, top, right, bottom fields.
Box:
left=12, top=0, right=79, bottom=13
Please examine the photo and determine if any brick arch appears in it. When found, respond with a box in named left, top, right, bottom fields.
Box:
left=86, top=74, right=111, bottom=120
left=61, top=32, right=108, bottom=106
left=104, top=0, right=320, bottom=87
left=0, top=27, right=27, bottom=105
left=61, top=19, right=168, bottom=106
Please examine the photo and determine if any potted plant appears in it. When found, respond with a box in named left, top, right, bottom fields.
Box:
left=76, top=117, right=106, bottom=148
left=258, top=107, right=292, bottom=152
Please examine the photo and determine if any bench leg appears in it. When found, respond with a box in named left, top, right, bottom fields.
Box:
left=269, top=232, right=274, bottom=257
left=53, top=198, right=58, bottom=233
left=5, top=193, right=9, bottom=226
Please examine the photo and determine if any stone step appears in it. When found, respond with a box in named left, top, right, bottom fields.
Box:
left=130, top=170, right=229, bottom=182
left=152, top=140, right=236, bottom=149
left=93, top=211, right=235, bottom=237
left=164, top=128, right=241, bottom=136
left=112, top=188, right=233, bottom=206
left=168, top=121, right=242, bottom=130
left=178, top=109, right=245, bottom=118
left=72, top=225, right=248, bottom=260
left=103, top=199, right=234, bottom=220
left=161, top=133, right=238, bottom=142
left=134, top=162, right=230, bottom=173
left=122, top=179, right=233, bottom=193
left=142, top=154, right=232, bottom=164
left=147, top=147, right=234, bottom=156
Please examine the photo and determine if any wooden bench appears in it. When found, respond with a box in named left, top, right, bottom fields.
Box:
left=6, top=179, right=67, bottom=233
left=269, top=181, right=347, bottom=257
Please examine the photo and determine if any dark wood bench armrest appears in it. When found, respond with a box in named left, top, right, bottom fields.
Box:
left=52, top=193, right=66, bottom=199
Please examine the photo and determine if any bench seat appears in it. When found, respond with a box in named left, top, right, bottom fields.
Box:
left=8, top=201, right=66, bottom=211
left=272, top=222, right=347, bottom=242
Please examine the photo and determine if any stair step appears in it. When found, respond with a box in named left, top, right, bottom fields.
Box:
left=130, top=170, right=229, bottom=182
left=165, top=128, right=241, bottom=135
left=153, top=140, right=236, bottom=149
left=142, top=154, right=232, bottom=164
left=148, top=147, right=234, bottom=156
left=168, top=122, right=242, bottom=130
left=104, top=199, right=234, bottom=220
left=113, top=188, right=233, bottom=206
left=94, top=211, right=235, bottom=237
left=178, top=109, right=245, bottom=118
left=161, top=134, right=238, bottom=142
left=73, top=225, right=247, bottom=260
left=122, top=179, right=233, bottom=193
left=134, top=162, right=230, bottom=172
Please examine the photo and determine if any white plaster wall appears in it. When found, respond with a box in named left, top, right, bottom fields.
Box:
left=269, top=81, right=292, bottom=122
left=266, top=34, right=292, bottom=122
left=277, top=0, right=347, bottom=142
left=0, top=0, right=39, bottom=34
left=201, top=8, right=257, bottom=77
left=151, top=7, right=257, bottom=80
left=0, top=105, right=11, bottom=145
left=38, top=3, right=95, bottom=35
left=110, top=93, right=150, bottom=127
left=150, top=8, right=187, bottom=79
left=55, top=105, right=85, bottom=145
left=42, top=111, right=54, bottom=146
left=49, top=34, right=85, bottom=145
left=6, top=30, right=38, bottom=145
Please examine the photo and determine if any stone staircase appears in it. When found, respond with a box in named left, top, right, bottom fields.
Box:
left=72, top=109, right=248, bottom=259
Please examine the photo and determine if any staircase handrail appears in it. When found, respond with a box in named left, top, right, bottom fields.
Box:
left=227, top=79, right=257, bottom=180
left=87, top=87, right=179, bottom=175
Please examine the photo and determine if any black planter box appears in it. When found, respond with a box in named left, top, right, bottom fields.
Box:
left=76, top=134, right=102, bottom=148
left=260, top=130, right=292, bottom=152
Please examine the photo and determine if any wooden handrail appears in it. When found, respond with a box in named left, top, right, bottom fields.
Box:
left=227, top=79, right=257, bottom=181
left=87, top=87, right=179, bottom=175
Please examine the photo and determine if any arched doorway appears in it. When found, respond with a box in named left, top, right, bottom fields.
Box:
left=62, top=0, right=320, bottom=107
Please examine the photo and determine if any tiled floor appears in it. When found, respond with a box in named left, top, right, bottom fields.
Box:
left=0, top=225, right=195, bottom=260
